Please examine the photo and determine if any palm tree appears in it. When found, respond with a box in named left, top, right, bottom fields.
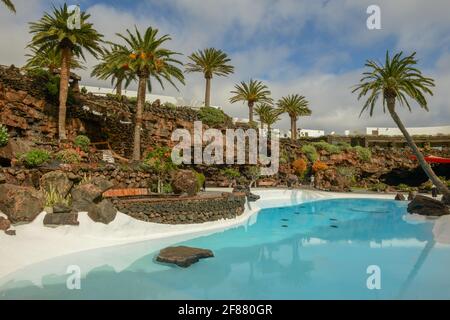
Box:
left=91, top=45, right=136, bottom=98
left=28, top=4, right=103, bottom=141
left=230, top=79, right=273, bottom=124
left=2, top=0, right=15, bottom=13
left=25, top=46, right=84, bottom=74
left=185, top=48, right=234, bottom=107
left=277, top=94, right=311, bottom=141
left=115, top=27, right=185, bottom=161
left=353, top=51, right=450, bottom=203
left=254, top=103, right=280, bottom=130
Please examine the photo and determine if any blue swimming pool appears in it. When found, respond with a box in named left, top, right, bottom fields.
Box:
left=1, top=198, right=450, bottom=300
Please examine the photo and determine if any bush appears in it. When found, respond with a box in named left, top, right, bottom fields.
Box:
left=337, top=142, right=353, bottom=151
left=29, top=68, right=76, bottom=105
left=55, top=149, right=82, bottom=164
left=198, top=107, right=232, bottom=127
left=312, top=141, right=341, bottom=154
left=74, top=135, right=90, bottom=152
left=81, top=86, right=88, bottom=94
left=292, top=159, right=308, bottom=175
left=312, top=161, right=328, bottom=172
left=163, top=102, right=177, bottom=110
left=354, top=146, right=372, bottom=162
left=301, top=144, right=318, bottom=162
left=370, top=182, right=388, bottom=192
left=397, top=183, right=411, bottom=191
left=221, top=168, right=240, bottom=179
left=0, top=124, right=9, bottom=147
left=336, top=166, right=357, bottom=184
left=20, top=149, right=50, bottom=168
left=194, top=171, right=206, bottom=192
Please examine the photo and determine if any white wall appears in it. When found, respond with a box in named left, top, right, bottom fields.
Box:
left=81, top=85, right=180, bottom=105
left=299, top=129, right=325, bottom=138
left=367, top=126, right=450, bottom=136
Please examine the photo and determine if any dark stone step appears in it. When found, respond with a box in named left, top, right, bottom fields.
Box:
left=156, top=246, right=214, bottom=268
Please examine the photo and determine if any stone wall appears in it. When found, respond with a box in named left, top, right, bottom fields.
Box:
left=113, top=192, right=247, bottom=224
left=0, top=166, right=156, bottom=189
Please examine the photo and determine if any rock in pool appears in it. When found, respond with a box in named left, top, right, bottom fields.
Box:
left=156, top=246, right=214, bottom=268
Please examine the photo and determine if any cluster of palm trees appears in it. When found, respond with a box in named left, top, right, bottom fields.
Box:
left=23, top=4, right=311, bottom=161
left=3, top=1, right=449, bottom=201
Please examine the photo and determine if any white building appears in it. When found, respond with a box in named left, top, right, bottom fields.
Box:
left=298, top=129, right=325, bottom=138
left=82, top=85, right=182, bottom=106
left=366, top=126, right=450, bottom=136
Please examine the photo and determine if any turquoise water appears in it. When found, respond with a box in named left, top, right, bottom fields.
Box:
left=1, top=198, right=450, bottom=300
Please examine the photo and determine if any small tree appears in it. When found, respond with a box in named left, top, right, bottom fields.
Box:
left=143, top=146, right=177, bottom=193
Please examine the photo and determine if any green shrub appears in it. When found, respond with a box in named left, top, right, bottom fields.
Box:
left=55, top=149, right=82, bottom=164
left=80, top=86, right=88, bottom=94
left=74, top=135, right=90, bottom=152
left=312, top=141, right=341, bottom=154
left=301, top=144, right=318, bottom=162
left=163, top=102, right=177, bottom=110
left=29, top=69, right=76, bottom=105
left=198, top=107, right=232, bottom=127
left=354, top=146, right=372, bottom=162
left=370, top=182, right=388, bottom=192
left=194, top=171, right=206, bottom=192
left=127, top=96, right=138, bottom=104
left=20, top=149, right=50, bottom=168
left=337, top=142, right=353, bottom=151
left=397, top=183, right=411, bottom=191
left=336, top=166, right=357, bottom=184
left=0, top=124, right=9, bottom=147
left=221, top=168, right=240, bottom=179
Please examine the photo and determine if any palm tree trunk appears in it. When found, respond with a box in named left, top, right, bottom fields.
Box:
left=133, top=75, right=147, bottom=161
left=248, top=101, right=254, bottom=123
left=290, top=116, right=297, bottom=141
left=205, top=76, right=211, bottom=107
left=58, top=47, right=72, bottom=141
left=116, top=78, right=123, bottom=97
left=387, top=98, right=450, bottom=203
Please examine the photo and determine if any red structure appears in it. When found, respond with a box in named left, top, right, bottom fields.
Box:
left=410, top=155, right=450, bottom=164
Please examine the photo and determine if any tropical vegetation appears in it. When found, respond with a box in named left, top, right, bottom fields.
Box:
left=230, top=79, right=273, bottom=125
left=113, top=27, right=185, bottom=161
left=277, top=94, right=311, bottom=141
left=1, top=0, right=15, bottom=13
left=353, top=51, right=450, bottom=203
left=28, top=4, right=103, bottom=141
left=186, top=48, right=234, bottom=107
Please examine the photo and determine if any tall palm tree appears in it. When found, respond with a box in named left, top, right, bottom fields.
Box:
left=1, top=0, right=15, bottom=13
left=277, top=94, right=311, bottom=141
left=230, top=79, right=273, bottom=124
left=185, top=48, right=234, bottom=107
left=25, top=46, right=84, bottom=74
left=353, top=51, right=450, bottom=203
left=28, top=4, right=103, bottom=141
left=91, top=45, right=136, bottom=97
left=115, top=27, right=185, bottom=161
left=254, top=103, right=280, bottom=130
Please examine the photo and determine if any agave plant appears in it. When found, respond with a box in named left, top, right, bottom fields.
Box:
left=185, top=48, right=234, bottom=107
left=353, top=51, right=450, bottom=203
left=28, top=4, right=103, bottom=141
left=277, top=94, right=311, bottom=141
left=114, top=27, right=185, bottom=161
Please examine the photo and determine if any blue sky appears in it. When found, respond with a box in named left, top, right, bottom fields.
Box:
left=1, top=0, right=450, bottom=133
